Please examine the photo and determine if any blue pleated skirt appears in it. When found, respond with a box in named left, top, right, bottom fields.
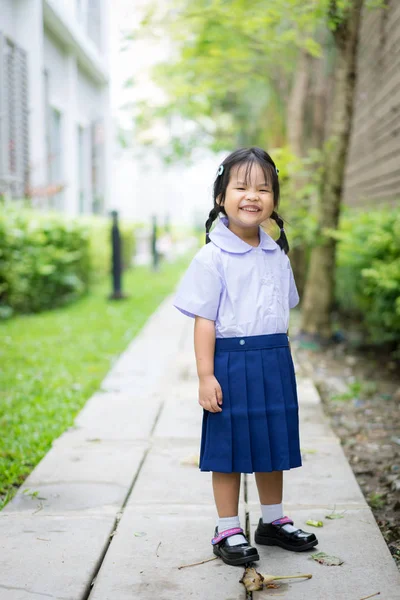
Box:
left=199, top=333, right=302, bottom=473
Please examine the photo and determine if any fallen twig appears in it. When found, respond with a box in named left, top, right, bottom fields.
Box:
left=359, top=593, right=380, bottom=600
left=156, top=541, right=161, bottom=557
left=32, top=502, right=43, bottom=515
left=178, top=556, right=218, bottom=570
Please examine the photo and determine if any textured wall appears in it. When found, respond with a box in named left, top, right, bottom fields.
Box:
left=343, top=0, right=400, bottom=207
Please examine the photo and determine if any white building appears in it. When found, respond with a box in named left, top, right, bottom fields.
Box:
left=0, top=0, right=112, bottom=215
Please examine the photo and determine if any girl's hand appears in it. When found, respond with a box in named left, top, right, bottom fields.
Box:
left=198, top=375, right=223, bottom=413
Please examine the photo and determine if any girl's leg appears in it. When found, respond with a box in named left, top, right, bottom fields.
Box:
left=212, top=472, right=247, bottom=546
left=212, top=472, right=241, bottom=517
left=254, top=471, right=318, bottom=551
left=255, top=470, right=296, bottom=527
left=254, top=471, right=283, bottom=505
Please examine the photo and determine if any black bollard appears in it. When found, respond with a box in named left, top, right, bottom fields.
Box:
left=109, top=210, right=126, bottom=300
left=151, top=215, right=159, bottom=271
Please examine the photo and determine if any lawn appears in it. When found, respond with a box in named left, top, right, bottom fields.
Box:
left=0, top=256, right=191, bottom=509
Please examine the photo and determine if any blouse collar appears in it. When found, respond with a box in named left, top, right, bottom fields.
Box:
left=208, top=217, right=278, bottom=254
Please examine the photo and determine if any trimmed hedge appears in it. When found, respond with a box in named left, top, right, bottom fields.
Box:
left=332, top=207, right=400, bottom=350
left=0, top=207, right=136, bottom=318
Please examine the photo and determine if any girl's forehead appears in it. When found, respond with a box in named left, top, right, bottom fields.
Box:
left=230, top=162, right=270, bottom=185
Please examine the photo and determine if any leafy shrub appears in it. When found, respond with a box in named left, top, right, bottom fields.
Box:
left=0, top=209, right=91, bottom=317
left=332, top=207, right=400, bottom=349
left=0, top=207, right=136, bottom=317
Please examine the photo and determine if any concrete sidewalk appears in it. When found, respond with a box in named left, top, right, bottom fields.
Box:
left=1, top=298, right=399, bottom=600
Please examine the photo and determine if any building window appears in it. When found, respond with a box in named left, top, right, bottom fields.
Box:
left=78, top=125, right=92, bottom=214
left=91, top=120, right=104, bottom=214
left=0, top=33, right=29, bottom=199
left=75, top=0, right=102, bottom=50
left=76, top=0, right=86, bottom=25
left=87, top=0, right=102, bottom=50
left=48, top=108, right=63, bottom=209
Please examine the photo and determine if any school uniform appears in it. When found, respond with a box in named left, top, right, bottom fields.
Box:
left=174, top=217, right=302, bottom=474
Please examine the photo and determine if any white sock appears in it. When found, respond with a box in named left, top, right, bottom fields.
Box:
left=261, top=503, right=298, bottom=533
left=217, top=515, right=247, bottom=546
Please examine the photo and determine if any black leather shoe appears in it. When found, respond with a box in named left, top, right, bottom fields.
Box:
left=254, top=516, right=318, bottom=552
left=212, top=526, right=259, bottom=566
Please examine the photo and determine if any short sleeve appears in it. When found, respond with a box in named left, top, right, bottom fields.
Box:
left=288, top=262, right=300, bottom=309
left=174, top=256, right=222, bottom=320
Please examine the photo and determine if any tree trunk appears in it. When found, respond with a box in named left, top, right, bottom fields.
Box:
left=287, top=50, right=312, bottom=156
left=311, top=51, right=329, bottom=150
left=282, top=50, right=312, bottom=295
left=300, top=0, right=364, bottom=338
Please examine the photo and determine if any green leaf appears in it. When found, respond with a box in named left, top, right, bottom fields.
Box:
left=306, top=519, right=324, bottom=527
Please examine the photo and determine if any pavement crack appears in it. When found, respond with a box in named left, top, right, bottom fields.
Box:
left=0, top=583, right=71, bottom=599
left=83, top=446, right=151, bottom=600
left=243, top=474, right=252, bottom=600
left=149, top=399, right=165, bottom=437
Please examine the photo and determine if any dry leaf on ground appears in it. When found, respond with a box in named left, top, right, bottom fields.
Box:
left=310, top=551, right=344, bottom=566
left=240, top=567, right=312, bottom=592
left=325, top=507, right=346, bottom=520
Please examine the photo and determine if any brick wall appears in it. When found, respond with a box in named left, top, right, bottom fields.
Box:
left=343, top=0, right=400, bottom=207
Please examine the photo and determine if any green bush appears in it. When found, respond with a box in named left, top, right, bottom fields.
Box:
left=332, top=207, right=400, bottom=349
left=0, top=207, right=136, bottom=317
left=0, top=208, right=91, bottom=317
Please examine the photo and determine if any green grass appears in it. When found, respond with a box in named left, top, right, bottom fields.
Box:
left=0, top=256, right=191, bottom=509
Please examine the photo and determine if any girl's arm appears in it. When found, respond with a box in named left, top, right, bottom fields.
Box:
left=194, top=316, right=223, bottom=413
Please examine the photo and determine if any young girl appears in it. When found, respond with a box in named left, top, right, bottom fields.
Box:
left=174, top=147, right=318, bottom=566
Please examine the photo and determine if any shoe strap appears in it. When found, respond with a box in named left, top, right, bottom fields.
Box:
left=271, top=516, right=294, bottom=526
left=211, top=527, right=244, bottom=545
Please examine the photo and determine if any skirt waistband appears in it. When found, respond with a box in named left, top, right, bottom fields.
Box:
left=215, top=333, right=289, bottom=352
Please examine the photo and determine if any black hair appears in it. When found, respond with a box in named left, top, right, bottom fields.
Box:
left=205, top=146, right=289, bottom=253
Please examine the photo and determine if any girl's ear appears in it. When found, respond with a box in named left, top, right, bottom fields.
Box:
left=216, top=194, right=222, bottom=206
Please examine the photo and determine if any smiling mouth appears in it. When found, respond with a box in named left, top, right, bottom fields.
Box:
left=240, top=207, right=261, bottom=213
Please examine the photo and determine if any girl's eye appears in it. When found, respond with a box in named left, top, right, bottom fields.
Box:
left=236, top=188, right=245, bottom=191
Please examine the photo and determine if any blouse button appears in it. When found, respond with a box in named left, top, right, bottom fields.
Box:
left=239, top=339, right=245, bottom=345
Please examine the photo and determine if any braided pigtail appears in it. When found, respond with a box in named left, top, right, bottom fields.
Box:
left=205, top=206, right=220, bottom=244
left=271, top=211, right=290, bottom=254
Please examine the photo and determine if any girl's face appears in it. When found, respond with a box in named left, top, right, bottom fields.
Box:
left=220, top=162, right=275, bottom=230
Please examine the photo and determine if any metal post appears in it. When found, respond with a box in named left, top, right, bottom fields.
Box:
left=109, top=210, right=125, bottom=299
left=151, top=215, right=159, bottom=271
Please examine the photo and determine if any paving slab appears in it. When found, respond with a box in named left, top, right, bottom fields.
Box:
left=152, top=381, right=201, bottom=440
left=89, top=505, right=247, bottom=600
left=2, top=303, right=400, bottom=600
left=127, top=441, right=212, bottom=506
left=248, top=507, right=400, bottom=600
left=0, top=299, right=190, bottom=599
left=0, top=513, right=115, bottom=600
left=73, top=390, right=162, bottom=440
left=246, top=439, right=366, bottom=509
